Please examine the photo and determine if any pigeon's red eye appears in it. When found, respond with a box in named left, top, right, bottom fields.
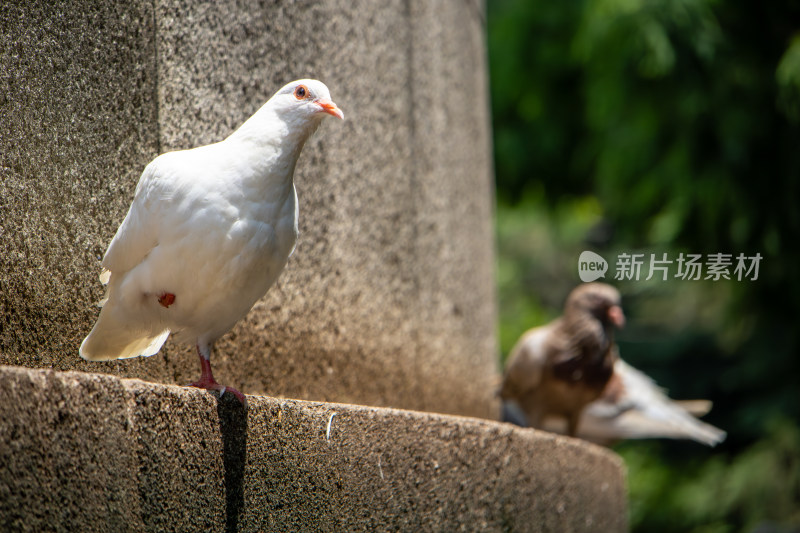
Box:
left=294, top=85, right=308, bottom=100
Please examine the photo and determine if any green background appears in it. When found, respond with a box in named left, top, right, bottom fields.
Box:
left=487, top=0, right=800, bottom=531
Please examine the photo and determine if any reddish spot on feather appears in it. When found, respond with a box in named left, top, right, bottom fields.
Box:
left=158, top=292, right=176, bottom=308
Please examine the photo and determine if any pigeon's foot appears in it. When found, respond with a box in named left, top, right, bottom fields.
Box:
left=189, top=345, right=247, bottom=405
left=188, top=377, right=247, bottom=405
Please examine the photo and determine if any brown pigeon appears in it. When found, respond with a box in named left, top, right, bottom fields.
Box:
left=499, top=282, right=625, bottom=437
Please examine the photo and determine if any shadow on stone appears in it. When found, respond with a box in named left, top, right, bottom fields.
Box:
left=217, top=395, right=248, bottom=533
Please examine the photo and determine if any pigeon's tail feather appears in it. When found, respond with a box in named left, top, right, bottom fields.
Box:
left=80, top=302, right=170, bottom=361
left=579, top=408, right=727, bottom=447
left=675, top=399, right=713, bottom=417
left=80, top=325, right=169, bottom=361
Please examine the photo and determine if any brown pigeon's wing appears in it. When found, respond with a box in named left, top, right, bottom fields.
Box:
left=500, top=323, right=556, bottom=400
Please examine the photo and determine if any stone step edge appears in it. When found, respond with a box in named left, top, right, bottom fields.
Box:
left=0, top=364, right=627, bottom=532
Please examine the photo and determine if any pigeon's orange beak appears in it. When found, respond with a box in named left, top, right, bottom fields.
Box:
left=316, top=98, right=344, bottom=120
left=608, top=305, right=626, bottom=328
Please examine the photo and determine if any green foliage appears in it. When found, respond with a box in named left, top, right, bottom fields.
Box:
left=621, top=419, right=800, bottom=532
left=777, top=35, right=800, bottom=123
left=495, top=194, right=604, bottom=354
left=488, top=0, right=800, bottom=530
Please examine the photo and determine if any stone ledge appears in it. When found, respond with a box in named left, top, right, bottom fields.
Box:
left=0, top=365, right=626, bottom=532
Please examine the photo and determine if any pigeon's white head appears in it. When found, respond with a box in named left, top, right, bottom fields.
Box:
left=229, top=79, right=343, bottom=147
left=271, top=79, right=344, bottom=124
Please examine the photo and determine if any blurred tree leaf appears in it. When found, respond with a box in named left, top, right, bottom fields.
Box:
left=777, top=34, right=800, bottom=123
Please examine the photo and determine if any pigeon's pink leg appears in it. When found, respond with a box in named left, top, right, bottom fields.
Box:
left=188, top=345, right=247, bottom=404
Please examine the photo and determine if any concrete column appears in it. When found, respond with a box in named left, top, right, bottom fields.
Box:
left=1, top=0, right=496, bottom=417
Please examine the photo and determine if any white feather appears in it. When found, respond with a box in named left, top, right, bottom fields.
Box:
left=578, top=359, right=726, bottom=446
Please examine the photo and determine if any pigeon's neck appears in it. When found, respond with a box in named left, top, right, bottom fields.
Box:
left=227, top=105, right=321, bottom=175
left=219, top=105, right=321, bottom=208
left=564, top=312, right=613, bottom=359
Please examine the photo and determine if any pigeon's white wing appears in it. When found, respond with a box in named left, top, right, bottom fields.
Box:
left=101, top=158, right=167, bottom=279
left=579, top=359, right=727, bottom=446
left=80, top=158, right=175, bottom=361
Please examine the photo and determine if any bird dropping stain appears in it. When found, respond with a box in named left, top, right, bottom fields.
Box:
left=158, top=292, right=176, bottom=308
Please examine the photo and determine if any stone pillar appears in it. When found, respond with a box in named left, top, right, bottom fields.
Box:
left=1, top=0, right=496, bottom=418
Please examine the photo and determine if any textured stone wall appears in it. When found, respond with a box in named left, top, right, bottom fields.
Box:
left=1, top=0, right=496, bottom=418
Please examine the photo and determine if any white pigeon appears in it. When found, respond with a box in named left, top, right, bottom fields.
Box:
left=568, top=358, right=727, bottom=446
left=504, top=357, right=727, bottom=447
left=80, top=79, right=344, bottom=403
